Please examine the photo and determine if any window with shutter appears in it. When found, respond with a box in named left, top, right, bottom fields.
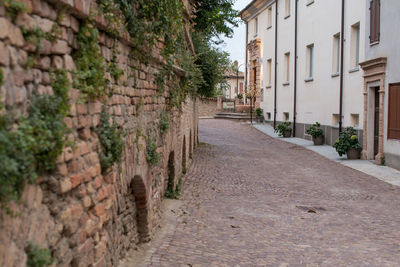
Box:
left=388, top=84, right=400, bottom=140
left=370, top=0, right=380, bottom=44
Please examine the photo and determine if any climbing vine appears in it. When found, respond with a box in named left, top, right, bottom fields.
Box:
left=145, top=138, right=159, bottom=166
left=159, top=111, right=170, bottom=135
left=2, top=0, right=28, bottom=22
left=0, top=69, right=71, bottom=208
left=25, top=242, right=53, bottom=267
left=96, top=108, right=123, bottom=174
left=73, top=21, right=109, bottom=102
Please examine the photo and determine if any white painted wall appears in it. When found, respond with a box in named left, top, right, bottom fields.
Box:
left=364, top=0, right=400, bottom=157
left=244, top=0, right=366, bottom=134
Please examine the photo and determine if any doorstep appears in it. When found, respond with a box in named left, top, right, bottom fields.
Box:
left=253, top=123, right=400, bottom=187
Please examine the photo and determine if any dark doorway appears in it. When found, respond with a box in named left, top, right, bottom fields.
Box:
left=167, top=151, right=175, bottom=192
left=374, top=87, right=380, bottom=156
left=182, top=135, right=186, bottom=173
left=131, top=175, right=149, bottom=242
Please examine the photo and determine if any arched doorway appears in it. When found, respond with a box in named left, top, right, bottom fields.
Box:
left=189, top=130, right=193, bottom=159
left=182, top=135, right=186, bottom=173
left=131, top=175, right=149, bottom=242
left=167, top=151, right=175, bottom=192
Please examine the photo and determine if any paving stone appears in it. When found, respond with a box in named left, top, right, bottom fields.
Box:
left=123, top=119, right=400, bottom=266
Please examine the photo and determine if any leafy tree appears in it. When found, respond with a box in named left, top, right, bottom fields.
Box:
left=193, top=0, right=240, bottom=41
left=191, top=0, right=239, bottom=97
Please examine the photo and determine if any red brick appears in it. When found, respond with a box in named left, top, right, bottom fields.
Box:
left=70, top=173, right=83, bottom=189
left=92, top=176, right=102, bottom=190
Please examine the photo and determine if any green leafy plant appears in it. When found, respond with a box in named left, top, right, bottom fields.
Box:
left=97, top=108, right=123, bottom=173
left=306, top=122, right=324, bottom=138
left=146, top=138, right=159, bottom=166
left=3, top=0, right=28, bottom=22
left=333, top=127, right=361, bottom=156
left=159, top=111, right=170, bottom=135
left=0, top=69, right=71, bottom=208
left=274, top=122, right=292, bottom=137
left=255, top=108, right=263, bottom=117
left=25, top=242, right=53, bottom=267
left=237, top=93, right=243, bottom=100
left=165, top=176, right=182, bottom=199
left=73, top=21, right=109, bottom=102
left=0, top=67, right=3, bottom=86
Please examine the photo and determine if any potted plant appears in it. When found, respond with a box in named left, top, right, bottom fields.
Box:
left=255, top=108, right=264, bottom=123
left=333, top=127, right=361, bottom=159
left=306, top=122, right=324, bottom=145
left=275, top=122, right=292, bottom=138
left=237, top=93, right=243, bottom=100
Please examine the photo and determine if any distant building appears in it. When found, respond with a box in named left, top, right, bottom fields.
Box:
left=221, top=61, right=244, bottom=99
left=240, top=0, right=400, bottom=170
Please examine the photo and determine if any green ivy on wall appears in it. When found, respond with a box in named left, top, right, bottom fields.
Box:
left=96, top=108, right=123, bottom=174
left=0, top=69, right=71, bottom=209
left=73, top=21, right=109, bottom=102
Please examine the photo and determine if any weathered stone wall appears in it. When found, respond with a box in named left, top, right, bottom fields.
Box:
left=0, top=0, right=198, bottom=266
left=198, top=97, right=218, bottom=117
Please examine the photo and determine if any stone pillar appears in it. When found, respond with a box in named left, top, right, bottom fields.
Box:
left=361, top=83, right=368, bottom=160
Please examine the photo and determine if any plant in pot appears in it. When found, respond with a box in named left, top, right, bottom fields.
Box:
left=237, top=93, right=243, bottom=100
left=306, top=122, right=324, bottom=145
left=333, top=127, right=361, bottom=159
left=275, top=121, right=292, bottom=138
left=255, top=108, right=264, bottom=123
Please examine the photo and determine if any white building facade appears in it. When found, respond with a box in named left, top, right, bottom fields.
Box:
left=240, top=0, right=399, bottom=170
left=360, top=0, right=400, bottom=169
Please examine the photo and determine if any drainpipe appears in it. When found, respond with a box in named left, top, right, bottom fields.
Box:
left=339, top=0, right=345, bottom=133
left=293, top=0, right=298, bottom=137
left=245, top=21, right=249, bottom=104
left=273, top=0, right=279, bottom=129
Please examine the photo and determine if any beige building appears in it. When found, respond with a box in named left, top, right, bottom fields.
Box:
left=221, top=61, right=245, bottom=99
left=240, top=0, right=400, bottom=170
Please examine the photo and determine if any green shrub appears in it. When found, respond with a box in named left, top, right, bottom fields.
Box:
left=146, top=138, right=159, bottom=166
left=237, top=93, right=243, bottom=99
left=274, top=121, right=292, bottom=137
left=165, top=176, right=182, bottom=199
left=333, top=127, right=361, bottom=156
left=25, top=242, right=53, bottom=267
left=97, top=108, right=123, bottom=173
left=255, top=108, right=263, bottom=117
left=159, top=111, right=170, bottom=135
left=306, top=122, right=324, bottom=138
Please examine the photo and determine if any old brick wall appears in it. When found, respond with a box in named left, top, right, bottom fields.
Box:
left=0, top=0, right=198, bottom=266
left=198, top=97, right=218, bottom=117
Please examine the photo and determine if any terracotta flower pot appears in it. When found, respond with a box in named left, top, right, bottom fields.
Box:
left=347, top=148, right=360, bottom=159
left=283, top=130, right=292, bottom=138
left=312, top=135, right=324, bottom=146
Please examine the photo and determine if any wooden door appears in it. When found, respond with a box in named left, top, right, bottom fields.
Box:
left=374, top=88, right=380, bottom=156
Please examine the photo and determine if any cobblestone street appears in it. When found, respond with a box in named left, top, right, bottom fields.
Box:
left=124, top=119, right=400, bottom=266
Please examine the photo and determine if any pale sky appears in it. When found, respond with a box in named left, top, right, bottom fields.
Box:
left=217, top=0, right=250, bottom=72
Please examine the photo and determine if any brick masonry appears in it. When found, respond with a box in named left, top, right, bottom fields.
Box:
left=198, top=97, right=218, bottom=117
left=0, top=1, right=198, bottom=266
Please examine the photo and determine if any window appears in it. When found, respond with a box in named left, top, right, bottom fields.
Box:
left=306, top=44, right=314, bottom=80
left=267, top=7, right=272, bottom=28
left=267, top=59, right=272, bottom=86
left=332, top=114, right=340, bottom=126
left=388, top=84, right=400, bottom=140
left=332, top=33, right=340, bottom=75
left=254, top=17, right=258, bottom=36
left=285, top=0, right=290, bottom=18
left=284, top=112, right=290, bottom=121
left=369, top=0, right=380, bottom=44
left=284, top=53, right=290, bottom=83
left=261, top=88, right=264, bottom=102
left=267, top=112, right=271, bottom=120
left=350, top=23, right=360, bottom=70
left=350, top=114, right=360, bottom=128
